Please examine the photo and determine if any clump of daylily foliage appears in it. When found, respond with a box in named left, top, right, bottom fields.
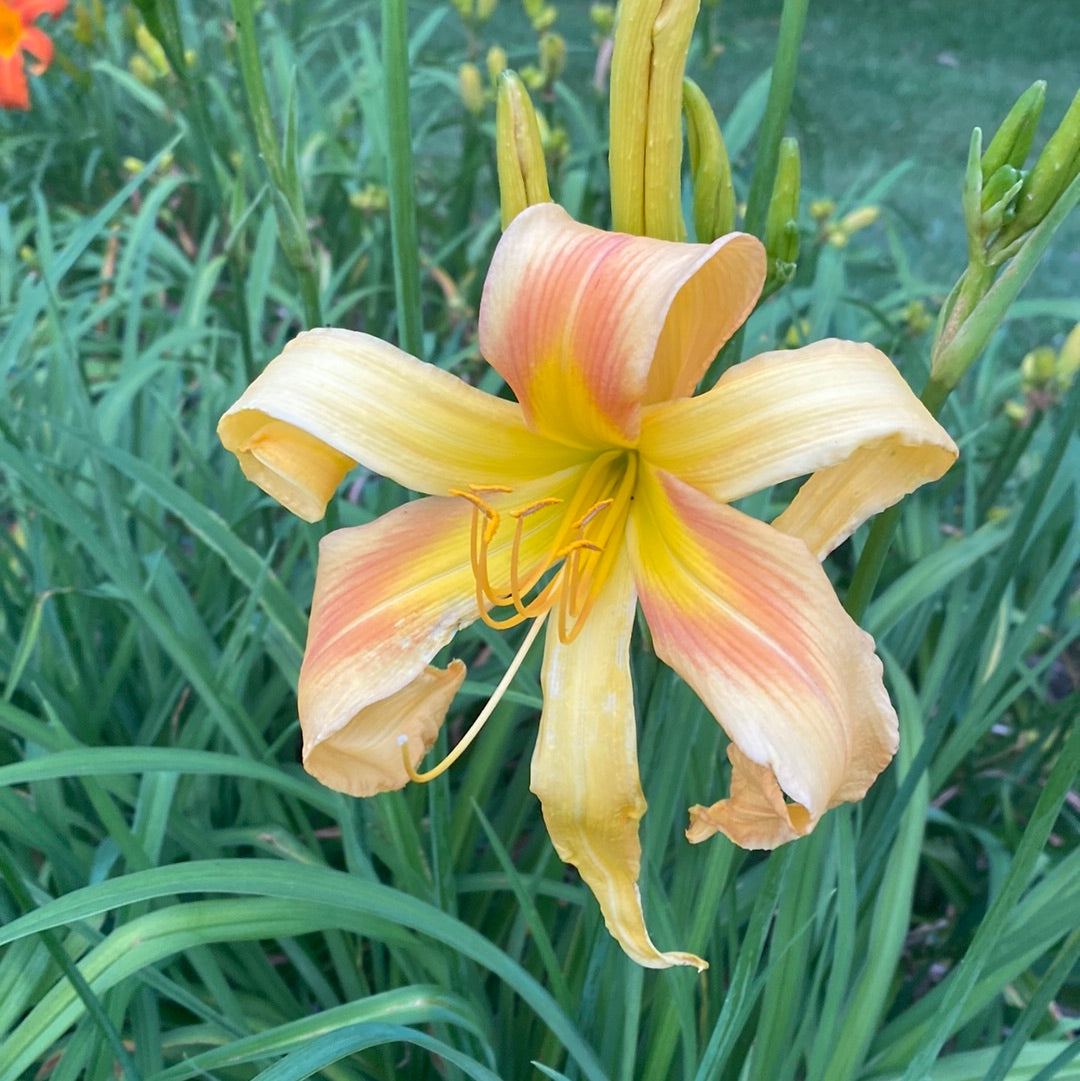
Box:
left=1, top=1, right=1078, bottom=1079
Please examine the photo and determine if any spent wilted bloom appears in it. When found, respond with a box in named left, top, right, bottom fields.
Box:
left=0, top=0, right=65, bottom=110
left=219, top=204, right=956, bottom=968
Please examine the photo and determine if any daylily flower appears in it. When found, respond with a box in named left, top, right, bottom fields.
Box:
left=219, top=203, right=957, bottom=969
left=0, top=0, right=65, bottom=111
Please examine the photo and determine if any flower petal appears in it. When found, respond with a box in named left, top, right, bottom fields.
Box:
left=479, top=203, right=764, bottom=448
left=218, top=327, right=586, bottom=522
left=628, top=467, right=898, bottom=845
left=530, top=548, right=706, bottom=970
left=20, top=26, right=53, bottom=74
left=13, top=1, right=68, bottom=19
left=686, top=745, right=812, bottom=849
left=300, top=474, right=580, bottom=794
left=305, top=663, right=466, bottom=797
left=639, top=339, right=957, bottom=556
left=0, top=53, right=29, bottom=111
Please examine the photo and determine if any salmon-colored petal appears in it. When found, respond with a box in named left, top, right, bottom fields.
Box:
left=531, top=548, right=706, bottom=970
left=479, top=203, right=764, bottom=448
left=686, top=745, right=812, bottom=848
left=0, top=53, right=29, bottom=111
left=218, top=327, right=587, bottom=522
left=628, top=467, right=898, bottom=843
left=19, top=25, right=52, bottom=73
left=640, top=339, right=958, bottom=555
left=300, top=473, right=580, bottom=793
left=12, top=0, right=67, bottom=18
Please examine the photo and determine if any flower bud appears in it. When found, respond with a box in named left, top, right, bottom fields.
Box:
left=486, top=45, right=508, bottom=83
left=128, top=55, right=158, bottom=87
left=590, top=3, right=615, bottom=35
left=1005, top=89, right=1080, bottom=238
left=1056, top=323, right=1080, bottom=390
left=1020, top=345, right=1056, bottom=390
left=682, top=77, right=735, bottom=240
left=135, top=23, right=171, bottom=78
left=73, top=3, right=96, bottom=46
left=763, top=137, right=800, bottom=285
left=980, top=80, right=1046, bottom=181
left=539, top=32, right=567, bottom=86
left=980, top=164, right=1022, bottom=213
left=523, top=0, right=558, bottom=32
left=476, top=0, right=498, bottom=21
left=495, top=70, right=552, bottom=228
left=459, top=63, right=486, bottom=116
left=609, top=0, right=698, bottom=240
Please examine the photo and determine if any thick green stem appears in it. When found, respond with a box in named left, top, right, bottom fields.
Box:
left=382, top=0, right=425, bottom=358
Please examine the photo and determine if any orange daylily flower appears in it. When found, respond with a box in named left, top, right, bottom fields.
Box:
left=0, top=0, right=65, bottom=111
left=219, top=203, right=957, bottom=969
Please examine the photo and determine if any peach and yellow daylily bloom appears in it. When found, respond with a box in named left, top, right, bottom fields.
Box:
left=219, top=202, right=957, bottom=969
left=0, top=0, right=65, bottom=111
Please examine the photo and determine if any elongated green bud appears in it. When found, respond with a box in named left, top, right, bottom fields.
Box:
left=763, top=136, right=800, bottom=288
left=1005, top=89, right=1080, bottom=237
left=981, top=80, right=1046, bottom=181
left=682, top=77, right=735, bottom=240
left=495, top=70, right=552, bottom=228
left=980, top=164, right=1022, bottom=213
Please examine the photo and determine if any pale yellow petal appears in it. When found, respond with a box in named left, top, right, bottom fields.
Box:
left=639, top=339, right=957, bottom=556
left=305, top=663, right=466, bottom=797
left=219, top=327, right=586, bottom=522
left=531, top=548, right=706, bottom=970
left=629, top=467, right=898, bottom=841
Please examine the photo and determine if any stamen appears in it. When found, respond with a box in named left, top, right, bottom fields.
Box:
left=450, top=450, right=638, bottom=644
left=402, top=612, right=549, bottom=784
left=573, top=498, right=614, bottom=532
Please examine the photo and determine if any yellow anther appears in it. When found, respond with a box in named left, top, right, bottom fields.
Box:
left=572, top=498, right=614, bottom=532
left=468, top=483, right=513, bottom=495
left=555, top=538, right=603, bottom=559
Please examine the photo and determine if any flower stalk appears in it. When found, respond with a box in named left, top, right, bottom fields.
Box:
left=230, top=0, right=323, bottom=328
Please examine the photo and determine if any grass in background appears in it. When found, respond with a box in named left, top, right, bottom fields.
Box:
left=0, top=1, right=1077, bottom=1079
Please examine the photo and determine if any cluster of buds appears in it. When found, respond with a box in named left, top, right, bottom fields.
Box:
left=449, top=0, right=498, bottom=29
left=965, top=82, right=1080, bottom=266
left=931, top=83, right=1080, bottom=392
left=71, top=0, right=105, bottom=46
left=1004, top=324, right=1080, bottom=423
left=129, top=22, right=172, bottom=85
left=521, top=0, right=557, bottom=33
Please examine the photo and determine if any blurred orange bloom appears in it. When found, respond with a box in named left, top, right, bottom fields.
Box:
left=0, top=0, right=65, bottom=111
